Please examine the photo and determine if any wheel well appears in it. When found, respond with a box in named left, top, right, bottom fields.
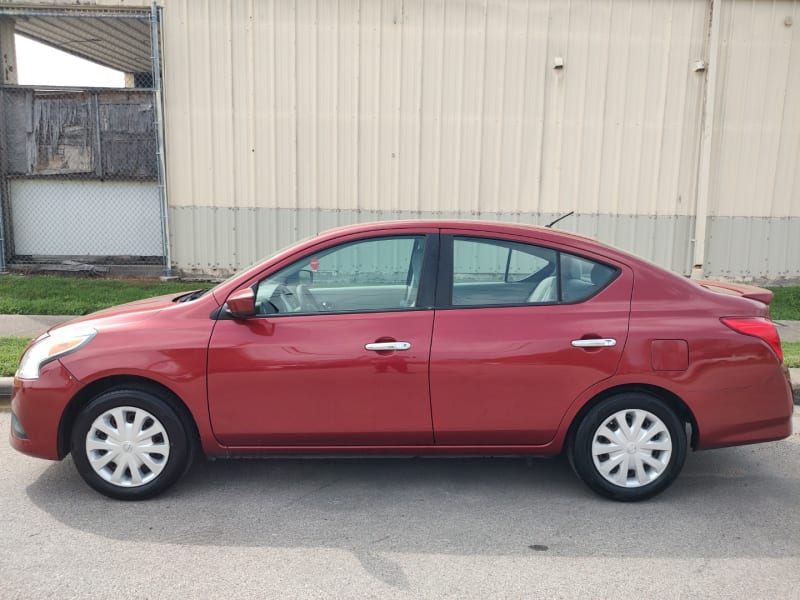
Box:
left=565, top=384, right=699, bottom=452
left=57, top=375, right=201, bottom=459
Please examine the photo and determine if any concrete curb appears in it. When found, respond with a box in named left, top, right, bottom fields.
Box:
left=2, top=371, right=800, bottom=409
left=1, top=377, right=12, bottom=409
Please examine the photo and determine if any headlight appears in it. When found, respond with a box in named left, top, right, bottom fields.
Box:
left=16, top=328, right=96, bottom=380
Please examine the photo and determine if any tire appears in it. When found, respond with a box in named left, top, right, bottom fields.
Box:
left=70, top=387, right=194, bottom=500
left=570, top=392, right=687, bottom=502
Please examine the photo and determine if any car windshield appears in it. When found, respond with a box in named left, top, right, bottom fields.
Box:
left=206, top=233, right=319, bottom=293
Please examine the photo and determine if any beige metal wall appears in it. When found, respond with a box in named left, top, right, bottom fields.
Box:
left=160, top=0, right=710, bottom=274
left=704, top=0, right=800, bottom=280
left=710, top=0, right=799, bottom=219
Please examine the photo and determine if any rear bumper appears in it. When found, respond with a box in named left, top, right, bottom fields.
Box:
left=9, top=361, right=80, bottom=460
left=688, top=364, right=794, bottom=450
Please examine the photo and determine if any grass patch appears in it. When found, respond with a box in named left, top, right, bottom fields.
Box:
left=0, top=337, right=31, bottom=377
left=783, top=342, right=800, bottom=369
left=769, top=287, right=800, bottom=321
left=0, top=275, right=201, bottom=316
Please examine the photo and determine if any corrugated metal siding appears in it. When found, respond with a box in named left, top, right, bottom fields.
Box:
left=701, top=0, right=800, bottom=280
left=169, top=206, right=695, bottom=275
left=14, top=13, right=152, bottom=73
left=1, top=0, right=156, bottom=72
left=706, top=216, right=800, bottom=279
left=3, top=1, right=153, bottom=6
left=161, top=0, right=709, bottom=272
left=709, top=0, right=800, bottom=219
left=163, top=0, right=709, bottom=215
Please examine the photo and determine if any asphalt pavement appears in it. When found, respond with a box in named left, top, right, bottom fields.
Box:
left=1, top=314, right=799, bottom=403
left=2, top=409, right=800, bottom=598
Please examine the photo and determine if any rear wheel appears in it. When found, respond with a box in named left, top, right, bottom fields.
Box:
left=70, top=388, right=193, bottom=500
left=571, top=392, right=687, bottom=501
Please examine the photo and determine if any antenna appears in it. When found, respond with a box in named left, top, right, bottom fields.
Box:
left=544, top=211, right=575, bottom=228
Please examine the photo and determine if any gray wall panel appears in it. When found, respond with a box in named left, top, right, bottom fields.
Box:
left=169, top=207, right=694, bottom=278
left=706, top=217, right=800, bottom=281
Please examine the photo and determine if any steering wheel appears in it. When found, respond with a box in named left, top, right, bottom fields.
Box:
left=269, top=284, right=300, bottom=313
left=295, top=284, right=322, bottom=313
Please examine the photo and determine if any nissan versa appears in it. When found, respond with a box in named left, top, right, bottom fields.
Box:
left=10, top=221, right=794, bottom=501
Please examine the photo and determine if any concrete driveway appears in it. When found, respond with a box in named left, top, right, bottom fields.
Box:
left=1, top=411, right=799, bottom=599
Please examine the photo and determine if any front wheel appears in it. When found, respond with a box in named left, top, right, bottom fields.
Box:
left=570, top=393, right=687, bottom=501
left=70, top=388, right=193, bottom=500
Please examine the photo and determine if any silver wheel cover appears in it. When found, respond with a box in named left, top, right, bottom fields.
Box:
left=591, top=408, right=672, bottom=488
left=85, top=406, right=171, bottom=488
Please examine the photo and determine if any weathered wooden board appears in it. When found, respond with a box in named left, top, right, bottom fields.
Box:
left=1, top=87, right=157, bottom=179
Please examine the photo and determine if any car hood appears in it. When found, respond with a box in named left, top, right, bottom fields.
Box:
left=46, top=293, right=184, bottom=336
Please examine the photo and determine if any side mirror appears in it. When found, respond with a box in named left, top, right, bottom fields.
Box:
left=226, top=288, right=257, bottom=318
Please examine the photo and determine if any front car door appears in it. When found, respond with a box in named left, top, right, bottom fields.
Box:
left=207, top=231, right=438, bottom=446
left=429, top=231, right=633, bottom=445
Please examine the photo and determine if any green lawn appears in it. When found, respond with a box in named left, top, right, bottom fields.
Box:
left=0, top=337, right=31, bottom=377
left=0, top=275, right=200, bottom=316
left=784, top=342, right=800, bottom=369
left=769, top=287, right=800, bottom=321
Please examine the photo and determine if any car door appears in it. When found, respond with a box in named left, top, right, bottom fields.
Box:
left=429, top=232, right=633, bottom=445
left=207, top=232, right=437, bottom=446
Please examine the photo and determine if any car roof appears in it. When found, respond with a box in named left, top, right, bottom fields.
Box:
left=315, top=219, right=594, bottom=244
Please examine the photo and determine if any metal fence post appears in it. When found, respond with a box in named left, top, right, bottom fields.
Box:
left=151, top=2, right=172, bottom=277
left=0, top=87, right=8, bottom=272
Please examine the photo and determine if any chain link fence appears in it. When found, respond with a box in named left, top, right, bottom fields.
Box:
left=0, top=7, right=167, bottom=276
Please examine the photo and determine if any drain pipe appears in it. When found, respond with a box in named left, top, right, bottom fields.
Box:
left=692, top=0, right=722, bottom=279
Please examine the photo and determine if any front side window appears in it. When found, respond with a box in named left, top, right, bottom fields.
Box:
left=451, top=236, right=617, bottom=307
left=255, top=235, right=427, bottom=315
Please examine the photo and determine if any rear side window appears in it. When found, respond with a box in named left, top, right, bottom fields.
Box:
left=450, top=236, right=618, bottom=306
left=453, top=238, right=554, bottom=284
left=559, top=253, right=617, bottom=303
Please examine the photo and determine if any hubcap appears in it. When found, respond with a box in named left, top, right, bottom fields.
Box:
left=591, top=409, right=672, bottom=488
left=85, top=406, right=170, bottom=488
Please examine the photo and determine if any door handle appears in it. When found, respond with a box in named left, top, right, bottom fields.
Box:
left=365, top=341, right=411, bottom=351
left=571, top=338, right=617, bottom=348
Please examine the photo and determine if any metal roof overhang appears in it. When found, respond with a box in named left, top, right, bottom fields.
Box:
left=0, top=6, right=153, bottom=75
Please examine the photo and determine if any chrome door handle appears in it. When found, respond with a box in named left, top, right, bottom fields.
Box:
left=365, top=341, right=411, bottom=351
left=571, top=338, right=617, bottom=348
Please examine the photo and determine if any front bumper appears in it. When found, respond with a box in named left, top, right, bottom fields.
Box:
left=9, top=360, right=81, bottom=460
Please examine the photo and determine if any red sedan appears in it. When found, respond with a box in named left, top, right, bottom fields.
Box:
left=9, top=221, right=794, bottom=501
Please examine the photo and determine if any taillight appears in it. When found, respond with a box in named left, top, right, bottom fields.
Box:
left=720, top=317, right=783, bottom=362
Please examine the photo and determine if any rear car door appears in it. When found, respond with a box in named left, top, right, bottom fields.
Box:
left=429, top=231, right=633, bottom=445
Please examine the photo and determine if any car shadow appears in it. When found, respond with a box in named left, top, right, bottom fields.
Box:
left=26, top=440, right=800, bottom=566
